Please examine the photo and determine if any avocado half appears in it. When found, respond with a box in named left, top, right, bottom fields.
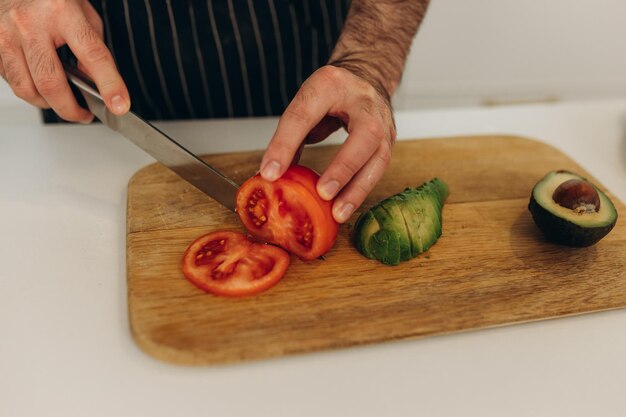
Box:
left=528, top=170, right=618, bottom=247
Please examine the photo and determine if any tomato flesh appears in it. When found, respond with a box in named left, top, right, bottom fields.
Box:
left=236, top=165, right=338, bottom=260
left=182, top=231, right=289, bottom=297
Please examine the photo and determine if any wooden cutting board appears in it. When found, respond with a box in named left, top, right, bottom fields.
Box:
left=126, top=135, right=626, bottom=365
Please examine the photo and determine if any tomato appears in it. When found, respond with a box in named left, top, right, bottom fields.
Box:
left=236, top=165, right=339, bottom=260
left=280, top=165, right=324, bottom=198
left=182, top=231, right=290, bottom=297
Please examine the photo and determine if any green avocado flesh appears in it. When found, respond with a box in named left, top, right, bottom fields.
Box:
left=528, top=170, right=618, bottom=247
left=354, top=178, right=449, bottom=265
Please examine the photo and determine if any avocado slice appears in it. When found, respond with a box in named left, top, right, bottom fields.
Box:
left=392, top=193, right=424, bottom=257
left=416, top=194, right=443, bottom=252
left=369, top=204, right=407, bottom=265
left=395, top=191, right=441, bottom=256
left=380, top=200, right=413, bottom=262
left=528, top=170, right=618, bottom=246
left=354, top=206, right=403, bottom=265
left=354, top=178, right=449, bottom=265
left=354, top=210, right=380, bottom=259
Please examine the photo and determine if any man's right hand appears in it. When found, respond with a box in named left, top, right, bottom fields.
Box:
left=0, top=0, right=129, bottom=122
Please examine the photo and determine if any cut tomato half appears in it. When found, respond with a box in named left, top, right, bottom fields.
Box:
left=236, top=165, right=338, bottom=260
left=182, top=231, right=290, bottom=297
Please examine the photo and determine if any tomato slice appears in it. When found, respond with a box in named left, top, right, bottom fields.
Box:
left=236, top=165, right=339, bottom=260
left=182, top=231, right=290, bottom=297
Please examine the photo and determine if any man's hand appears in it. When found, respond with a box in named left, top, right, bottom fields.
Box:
left=0, top=0, right=129, bottom=122
left=260, top=65, right=395, bottom=223
left=260, top=0, right=430, bottom=223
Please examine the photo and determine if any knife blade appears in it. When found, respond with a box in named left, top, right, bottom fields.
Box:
left=64, top=66, right=239, bottom=212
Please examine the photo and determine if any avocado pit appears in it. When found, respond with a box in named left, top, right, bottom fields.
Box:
left=552, top=179, right=600, bottom=213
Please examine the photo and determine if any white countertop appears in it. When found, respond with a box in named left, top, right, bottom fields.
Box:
left=1, top=99, right=625, bottom=417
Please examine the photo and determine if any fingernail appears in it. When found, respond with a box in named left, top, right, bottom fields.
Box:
left=261, top=160, right=281, bottom=181
left=111, top=95, right=129, bottom=115
left=80, top=114, right=94, bottom=124
left=334, top=202, right=354, bottom=223
left=318, top=180, right=340, bottom=200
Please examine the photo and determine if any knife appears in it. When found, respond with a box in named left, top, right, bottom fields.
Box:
left=64, top=65, right=239, bottom=212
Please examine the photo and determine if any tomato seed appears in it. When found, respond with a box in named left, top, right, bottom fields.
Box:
left=247, top=189, right=269, bottom=227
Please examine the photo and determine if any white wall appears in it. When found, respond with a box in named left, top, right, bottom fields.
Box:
left=396, top=0, right=626, bottom=108
left=2, top=0, right=626, bottom=116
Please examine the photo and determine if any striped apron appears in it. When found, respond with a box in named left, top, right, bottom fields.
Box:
left=44, top=0, right=350, bottom=122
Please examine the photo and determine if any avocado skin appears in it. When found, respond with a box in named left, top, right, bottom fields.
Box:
left=528, top=195, right=616, bottom=247
left=354, top=178, right=449, bottom=265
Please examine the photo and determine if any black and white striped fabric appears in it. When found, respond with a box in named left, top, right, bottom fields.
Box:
left=44, top=0, right=351, bottom=122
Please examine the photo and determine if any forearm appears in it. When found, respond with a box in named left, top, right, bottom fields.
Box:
left=328, top=0, right=430, bottom=100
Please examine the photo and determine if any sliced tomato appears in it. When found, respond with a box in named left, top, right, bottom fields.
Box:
left=182, top=231, right=290, bottom=297
left=236, top=165, right=339, bottom=260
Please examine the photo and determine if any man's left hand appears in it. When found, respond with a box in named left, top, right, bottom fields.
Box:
left=260, top=65, right=396, bottom=224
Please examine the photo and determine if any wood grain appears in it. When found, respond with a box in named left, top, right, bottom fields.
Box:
left=126, top=135, right=626, bottom=365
